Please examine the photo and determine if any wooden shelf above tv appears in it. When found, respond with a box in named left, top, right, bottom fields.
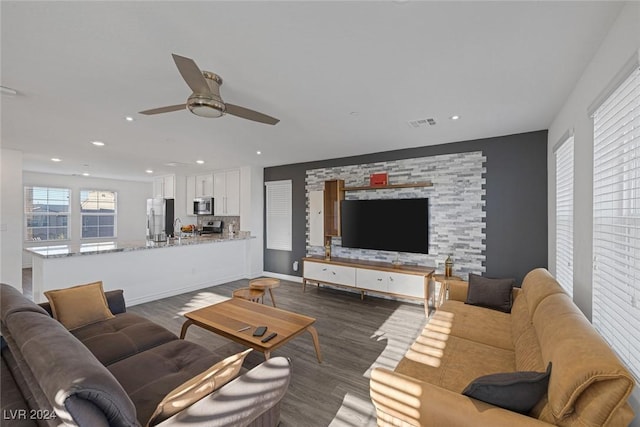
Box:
left=343, top=182, right=433, bottom=191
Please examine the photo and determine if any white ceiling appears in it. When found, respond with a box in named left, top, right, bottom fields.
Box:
left=1, top=1, right=624, bottom=182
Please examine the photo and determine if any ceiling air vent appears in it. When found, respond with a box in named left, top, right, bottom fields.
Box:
left=408, top=118, right=436, bottom=128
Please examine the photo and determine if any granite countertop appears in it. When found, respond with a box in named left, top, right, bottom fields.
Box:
left=25, top=232, right=253, bottom=258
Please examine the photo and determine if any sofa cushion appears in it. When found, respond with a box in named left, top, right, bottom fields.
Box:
left=396, top=332, right=516, bottom=393
left=434, top=300, right=513, bottom=350
left=71, top=312, right=177, bottom=366
left=107, top=339, right=220, bottom=425
left=40, top=289, right=127, bottom=317
left=510, top=291, right=545, bottom=371
left=465, top=273, right=515, bottom=313
left=44, top=281, right=115, bottom=330
left=147, top=348, right=252, bottom=426
left=533, top=293, right=634, bottom=424
left=1, top=345, right=38, bottom=427
left=462, top=362, right=551, bottom=414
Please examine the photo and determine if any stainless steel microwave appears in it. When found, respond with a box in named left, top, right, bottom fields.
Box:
left=193, top=197, right=214, bottom=215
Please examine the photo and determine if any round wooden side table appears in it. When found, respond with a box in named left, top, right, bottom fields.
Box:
left=249, top=278, right=281, bottom=307
left=432, top=274, right=463, bottom=308
left=232, top=287, right=265, bottom=303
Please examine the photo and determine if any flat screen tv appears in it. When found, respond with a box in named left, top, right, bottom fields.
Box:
left=340, top=198, right=429, bottom=254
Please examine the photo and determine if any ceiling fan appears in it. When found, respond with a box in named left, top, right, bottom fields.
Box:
left=139, top=54, right=279, bottom=125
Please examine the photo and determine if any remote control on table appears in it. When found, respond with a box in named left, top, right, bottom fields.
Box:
left=261, top=332, right=277, bottom=343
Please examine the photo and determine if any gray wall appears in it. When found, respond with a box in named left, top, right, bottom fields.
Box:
left=264, top=130, right=548, bottom=283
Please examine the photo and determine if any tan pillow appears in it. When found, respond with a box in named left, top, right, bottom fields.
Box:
left=147, top=348, right=253, bottom=426
left=44, top=281, right=115, bottom=330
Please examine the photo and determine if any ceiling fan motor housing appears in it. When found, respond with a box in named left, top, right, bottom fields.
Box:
left=187, top=71, right=225, bottom=117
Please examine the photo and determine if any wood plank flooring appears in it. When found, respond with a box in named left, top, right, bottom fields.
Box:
left=128, top=279, right=427, bottom=427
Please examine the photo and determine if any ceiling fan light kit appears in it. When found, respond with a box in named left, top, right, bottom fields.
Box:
left=188, top=94, right=225, bottom=118
left=140, top=54, right=279, bottom=125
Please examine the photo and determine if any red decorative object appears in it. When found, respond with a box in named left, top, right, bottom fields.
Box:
left=369, top=172, right=388, bottom=186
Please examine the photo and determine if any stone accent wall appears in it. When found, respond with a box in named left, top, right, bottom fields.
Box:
left=305, top=152, right=486, bottom=279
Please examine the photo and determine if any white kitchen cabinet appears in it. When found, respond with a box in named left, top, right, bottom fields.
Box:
left=214, top=169, right=240, bottom=215
left=195, top=173, right=214, bottom=197
left=308, top=190, right=324, bottom=246
left=153, top=175, right=175, bottom=199
left=186, top=173, right=213, bottom=216
left=186, top=175, right=196, bottom=216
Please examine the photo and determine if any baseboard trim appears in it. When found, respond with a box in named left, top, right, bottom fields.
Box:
left=261, top=271, right=303, bottom=284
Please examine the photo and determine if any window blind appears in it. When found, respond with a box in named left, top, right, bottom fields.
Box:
left=24, top=186, right=70, bottom=241
left=555, top=136, right=574, bottom=297
left=80, top=189, right=117, bottom=238
left=265, top=180, right=292, bottom=251
left=592, top=66, right=640, bottom=381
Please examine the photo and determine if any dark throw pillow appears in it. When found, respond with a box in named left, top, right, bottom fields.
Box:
left=462, top=362, right=552, bottom=414
left=465, top=273, right=515, bottom=313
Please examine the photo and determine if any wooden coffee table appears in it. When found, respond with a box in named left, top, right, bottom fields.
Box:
left=180, top=298, right=322, bottom=363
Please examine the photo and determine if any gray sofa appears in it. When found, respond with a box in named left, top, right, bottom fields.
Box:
left=0, top=284, right=292, bottom=427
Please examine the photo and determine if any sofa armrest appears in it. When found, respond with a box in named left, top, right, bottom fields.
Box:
left=370, top=368, right=552, bottom=427
left=157, top=356, right=292, bottom=427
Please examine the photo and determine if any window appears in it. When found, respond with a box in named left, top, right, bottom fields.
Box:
left=555, top=135, right=574, bottom=296
left=592, top=66, right=640, bottom=381
left=80, top=189, right=117, bottom=238
left=24, top=186, right=70, bottom=241
left=265, top=180, right=292, bottom=251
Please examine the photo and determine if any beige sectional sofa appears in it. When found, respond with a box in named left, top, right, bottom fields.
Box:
left=370, top=268, right=635, bottom=426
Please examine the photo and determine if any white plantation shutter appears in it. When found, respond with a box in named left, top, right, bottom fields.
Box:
left=592, top=66, right=640, bottom=381
left=266, top=180, right=292, bottom=251
left=555, top=136, right=574, bottom=296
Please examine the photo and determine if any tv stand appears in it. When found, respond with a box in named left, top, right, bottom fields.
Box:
left=302, top=256, right=435, bottom=316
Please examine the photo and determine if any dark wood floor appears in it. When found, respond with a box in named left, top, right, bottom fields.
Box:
left=130, top=279, right=427, bottom=427
left=22, top=269, right=426, bottom=426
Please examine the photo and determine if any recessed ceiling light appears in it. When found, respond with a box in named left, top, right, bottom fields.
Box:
left=51, top=158, right=62, bottom=162
left=145, top=169, right=154, bottom=174
left=82, top=172, right=90, bottom=177
left=196, top=160, right=205, bottom=164
left=90, top=141, right=105, bottom=146
left=256, top=151, right=262, bottom=155
left=125, top=116, right=134, bottom=122
left=450, top=115, right=460, bottom=120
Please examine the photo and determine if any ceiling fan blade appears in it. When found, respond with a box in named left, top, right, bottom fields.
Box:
left=225, top=103, right=280, bottom=125
left=139, top=104, right=186, bottom=115
left=172, top=54, right=211, bottom=94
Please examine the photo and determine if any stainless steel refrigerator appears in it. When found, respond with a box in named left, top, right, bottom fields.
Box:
left=146, top=198, right=174, bottom=242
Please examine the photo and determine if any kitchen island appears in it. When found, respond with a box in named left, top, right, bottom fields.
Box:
left=26, top=233, right=256, bottom=305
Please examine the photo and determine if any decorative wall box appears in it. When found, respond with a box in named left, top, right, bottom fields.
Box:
left=369, top=172, right=388, bottom=186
